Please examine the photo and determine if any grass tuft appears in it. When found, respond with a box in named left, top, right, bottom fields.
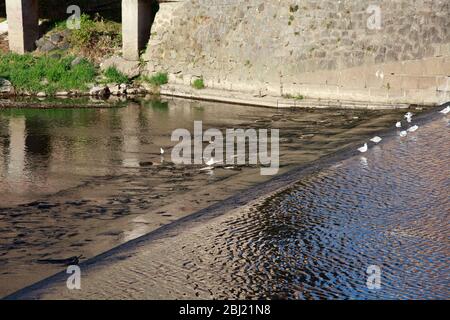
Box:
left=103, top=67, right=129, bottom=84
left=144, top=72, right=168, bottom=86
left=192, top=78, right=205, bottom=90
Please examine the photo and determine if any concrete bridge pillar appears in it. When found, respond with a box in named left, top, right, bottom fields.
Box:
left=122, top=0, right=154, bottom=61
left=5, top=0, right=39, bottom=54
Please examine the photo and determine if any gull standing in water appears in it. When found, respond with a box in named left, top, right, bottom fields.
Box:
left=440, top=106, right=450, bottom=114
left=404, top=112, right=413, bottom=123
left=407, top=125, right=419, bottom=133
left=358, top=143, right=368, bottom=153
left=370, top=136, right=382, bottom=144
left=400, top=131, right=408, bottom=137
left=205, top=157, right=221, bottom=166
left=396, top=121, right=402, bottom=128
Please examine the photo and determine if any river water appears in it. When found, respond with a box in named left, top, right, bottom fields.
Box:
left=0, top=98, right=428, bottom=297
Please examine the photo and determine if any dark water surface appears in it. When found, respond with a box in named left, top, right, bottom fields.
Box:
left=0, top=98, right=419, bottom=297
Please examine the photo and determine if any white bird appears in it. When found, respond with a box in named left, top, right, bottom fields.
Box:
left=407, top=125, right=419, bottom=132
left=440, top=106, right=450, bottom=114
left=205, top=158, right=221, bottom=166
left=160, top=148, right=165, bottom=155
left=396, top=121, right=402, bottom=128
left=370, top=136, right=382, bottom=144
left=358, top=143, right=368, bottom=153
left=400, top=131, right=408, bottom=137
left=404, top=112, right=413, bottom=123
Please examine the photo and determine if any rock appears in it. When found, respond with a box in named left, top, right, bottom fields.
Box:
left=36, top=92, right=47, bottom=97
left=0, top=21, right=8, bottom=35
left=109, top=84, right=124, bottom=96
left=50, top=33, right=63, bottom=43
left=39, top=40, right=57, bottom=52
left=50, top=53, right=62, bottom=60
left=35, top=37, right=47, bottom=48
left=71, top=57, right=84, bottom=67
left=0, top=78, right=14, bottom=95
left=55, top=91, right=70, bottom=96
left=89, top=85, right=109, bottom=97
left=100, top=56, right=141, bottom=79
left=139, top=161, right=154, bottom=167
left=60, top=29, right=72, bottom=38
left=58, top=41, right=70, bottom=51
left=126, top=88, right=138, bottom=95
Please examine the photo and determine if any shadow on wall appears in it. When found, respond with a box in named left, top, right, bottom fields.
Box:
left=0, top=1, right=160, bottom=27
left=0, top=0, right=160, bottom=51
left=0, top=0, right=122, bottom=21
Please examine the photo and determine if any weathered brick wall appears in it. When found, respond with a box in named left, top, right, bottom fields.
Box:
left=144, top=0, right=450, bottom=105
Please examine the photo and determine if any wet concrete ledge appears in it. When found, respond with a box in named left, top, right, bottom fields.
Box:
left=3, top=102, right=448, bottom=300
left=160, top=84, right=412, bottom=110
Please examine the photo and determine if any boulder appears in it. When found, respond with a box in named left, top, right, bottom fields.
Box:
left=58, top=41, right=70, bottom=51
left=109, top=84, right=126, bottom=96
left=0, top=21, right=8, bottom=35
left=0, top=78, right=14, bottom=95
left=100, top=56, right=141, bottom=79
left=89, top=85, right=109, bottom=97
left=49, top=33, right=63, bottom=44
left=39, top=40, right=57, bottom=53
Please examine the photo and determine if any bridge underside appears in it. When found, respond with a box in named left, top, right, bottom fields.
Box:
left=5, top=0, right=155, bottom=60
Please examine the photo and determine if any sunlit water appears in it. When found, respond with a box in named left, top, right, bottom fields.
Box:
left=0, top=98, right=420, bottom=297
left=17, top=113, right=448, bottom=300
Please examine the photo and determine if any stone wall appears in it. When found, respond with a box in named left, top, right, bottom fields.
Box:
left=143, top=0, right=450, bottom=105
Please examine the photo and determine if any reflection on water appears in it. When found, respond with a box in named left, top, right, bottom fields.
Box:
left=0, top=98, right=411, bottom=297
left=29, top=114, right=448, bottom=300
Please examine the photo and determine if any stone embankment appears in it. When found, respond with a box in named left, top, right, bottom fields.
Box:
left=143, top=0, right=450, bottom=106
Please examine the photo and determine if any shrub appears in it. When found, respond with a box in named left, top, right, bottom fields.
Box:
left=192, top=78, right=205, bottom=90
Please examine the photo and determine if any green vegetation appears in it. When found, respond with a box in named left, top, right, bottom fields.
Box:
left=288, top=15, right=295, bottom=25
left=68, top=14, right=121, bottom=47
left=283, top=93, right=305, bottom=100
left=144, top=72, right=169, bottom=86
left=289, top=5, right=299, bottom=13
left=0, top=53, right=96, bottom=94
left=52, top=14, right=121, bottom=61
left=103, top=67, right=129, bottom=84
left=192, top=78, right=205, bottom=90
